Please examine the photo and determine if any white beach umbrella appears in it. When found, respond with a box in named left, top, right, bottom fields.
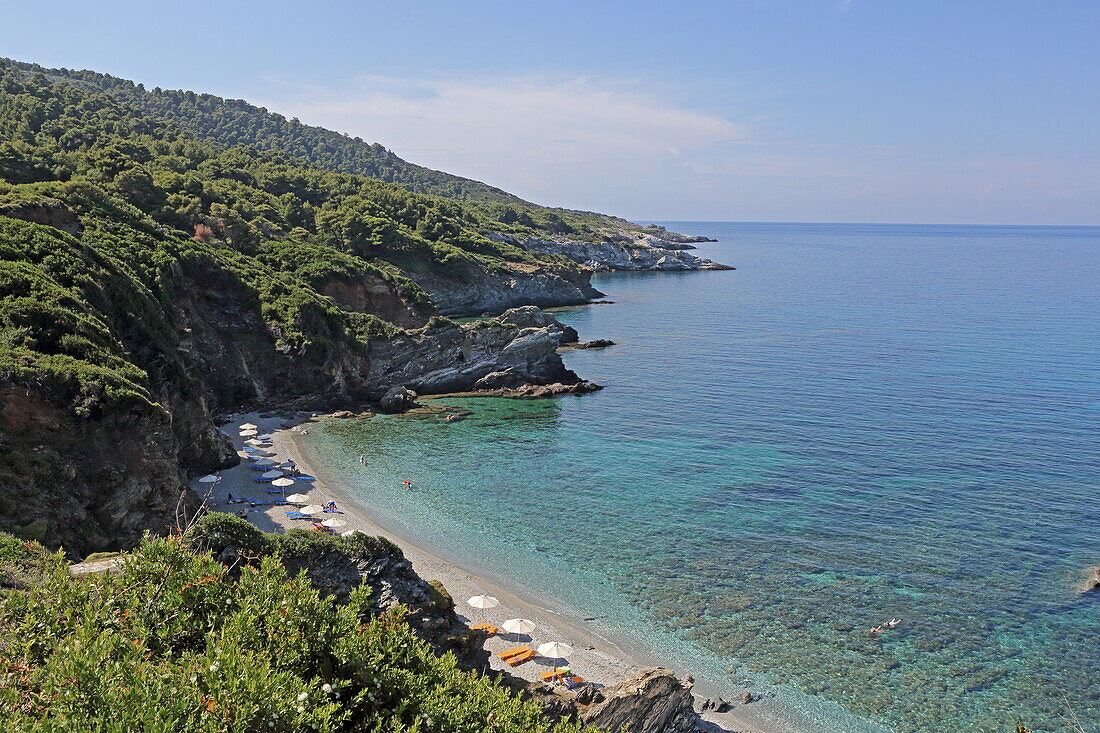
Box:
left=253, top=458, right=276, bottom=466
left=285, top=493, right=310, bottom=503
left=261, top=470, right=283, bottom=478
left=271, top=477, right=296, bottom=487
left=340, top=530, right=364, bottom=537
left=278, top=462, right=296, bottom=468
left=502, top=618, right=536, bottom=635
left=321, top=518, right=346, bottom=528
left=467, top=595, right=500, bottom=610
left=536, top=642, right=573, bottom=659
left=239, top=429, right=258, bottom=437
left=197, top=474, right=219, bottom=483
left=239, top=422, right=258, bottom=430
left=299, top=504, right=323, bottom=514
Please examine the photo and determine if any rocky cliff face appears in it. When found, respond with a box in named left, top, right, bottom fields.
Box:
left=367, top=307, right=586, bottom=395
left=316, top=272, right=431, bottom=328
left=410, top=260, right=603, bottom=315
left=0, top=246, right=583, bottom=556
left=487, top=230, right=732, bottom=273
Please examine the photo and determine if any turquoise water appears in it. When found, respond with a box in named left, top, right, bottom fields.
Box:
left=300, top=223, right=1100, bottom=732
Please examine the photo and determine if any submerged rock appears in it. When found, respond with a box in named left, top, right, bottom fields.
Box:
left=1077, top=565, right=1100, bottom=594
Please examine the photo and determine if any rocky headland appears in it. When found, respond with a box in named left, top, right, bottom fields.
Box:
left=486, top=225, right=732, bottom=273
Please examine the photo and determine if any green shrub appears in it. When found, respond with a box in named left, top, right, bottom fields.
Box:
left=0, top=529, right=592, bottom=732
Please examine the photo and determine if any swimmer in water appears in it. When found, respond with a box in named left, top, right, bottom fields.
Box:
left=886, top=618, right=901, bottom=628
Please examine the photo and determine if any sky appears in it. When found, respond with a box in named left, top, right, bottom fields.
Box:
left=3, top=1, right=1099, bottom=225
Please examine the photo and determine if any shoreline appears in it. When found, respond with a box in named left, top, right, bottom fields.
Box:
left=197, top=410, right=804, bottom=733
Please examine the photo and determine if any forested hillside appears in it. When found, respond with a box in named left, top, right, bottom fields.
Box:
left=0, top=57, right=632, bottom=241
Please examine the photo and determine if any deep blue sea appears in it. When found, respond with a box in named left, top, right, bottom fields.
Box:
left=299, top=223, right=1100, bottom=732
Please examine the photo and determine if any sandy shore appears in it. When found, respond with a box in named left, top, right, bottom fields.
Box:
left=193, top=411, right=796, bottom=733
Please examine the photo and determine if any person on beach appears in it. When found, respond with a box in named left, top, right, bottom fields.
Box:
left=324, top=501, right=338, bottom=512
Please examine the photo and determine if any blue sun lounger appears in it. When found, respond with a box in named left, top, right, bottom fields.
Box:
left=285, top=512, right=315, bottom=520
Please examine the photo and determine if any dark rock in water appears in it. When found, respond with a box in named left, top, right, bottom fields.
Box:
left=510, top=381, right=603, bottom=399
left=738, top=691, right=756, bottom=704
left=378, top=386, right=418, bottom=413
left=330, top=410, right=355, bottom=419
left=1077, top=565, right=1100, bottom=593
left=580, top=667, right=698, bottom=733
left=565, top=339, right=615, bottom=350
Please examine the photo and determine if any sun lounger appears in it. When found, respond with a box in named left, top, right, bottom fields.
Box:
left=296, top=475, right=316, bottom=481
left=254, top=477, right=275, bottom=483
left=469, top=623, right=498, bottom=635
left=311, top=523, right=335, bottom=534
left=505, top=650, right=536, bottom=667
left=285, top=512, right=315, bottom=520
left=539, top=670, right=563, bottom=682
left=249, top=499, right=286, bottom=506
left=562, top=676, right=585, bottom=689
left=498, top=645, right=530, bottom=660
left=265, top=488, right=290, bottom=493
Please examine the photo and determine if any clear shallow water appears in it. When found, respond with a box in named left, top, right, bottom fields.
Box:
left=301, top=223, right=1100, bottom=732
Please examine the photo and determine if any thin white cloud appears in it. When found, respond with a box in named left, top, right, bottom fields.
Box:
left=256, top=75, right=750, bottom=208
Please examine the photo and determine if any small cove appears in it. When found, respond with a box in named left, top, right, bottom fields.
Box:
left=299, top=222, right=1100, bottom=732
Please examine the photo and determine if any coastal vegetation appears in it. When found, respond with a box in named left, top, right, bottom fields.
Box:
left=0, top=59, right=584, bottom=411
left=0, top=63, right=588, bottom=553
left=0, top=517, right=593, bottom=732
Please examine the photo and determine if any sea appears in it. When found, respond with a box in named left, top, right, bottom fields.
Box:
left=296, top=223, right=1100, bottom=732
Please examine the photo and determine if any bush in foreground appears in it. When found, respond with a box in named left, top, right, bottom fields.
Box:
left=0, top=530, right=591, bottom=732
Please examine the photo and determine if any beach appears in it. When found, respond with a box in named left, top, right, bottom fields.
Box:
left=194, top=411, right=791, bottom=733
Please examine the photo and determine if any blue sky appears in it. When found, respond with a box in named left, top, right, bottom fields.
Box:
left=4, top=1, right=1099, bottom=224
